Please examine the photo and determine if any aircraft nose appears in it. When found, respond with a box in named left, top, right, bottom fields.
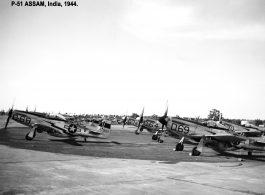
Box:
left=158, top=117, right=168, bottom=126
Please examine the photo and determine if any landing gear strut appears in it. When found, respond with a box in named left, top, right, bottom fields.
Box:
left=25, top=133, right=33, bottom=140
left=25, top=126, right=37, bottom=141
left=174, top=137, right=185, bottom=151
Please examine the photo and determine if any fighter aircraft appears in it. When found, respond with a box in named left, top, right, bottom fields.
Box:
left=4, top=106, right=111, bottom=141
left=122, top=107, right=167, bottom=142
left=157, top=107, right=265, bottom=156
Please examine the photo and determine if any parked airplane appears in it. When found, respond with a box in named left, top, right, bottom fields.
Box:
left=157, top=105, right=265, bottom=156
left=122, top=107, right=167, bottom=142
left=4, top=107, right=111, bottom=141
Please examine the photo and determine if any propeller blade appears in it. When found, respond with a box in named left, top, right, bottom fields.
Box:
left=137, top=107, right=145, bottom=129
left=122, top=116, right=127, bottom=128
left=158, top=101, right=169, bottom=129
left=163, top=100, right=168, bottom=118
left=4, top=108, right=13, bottom=129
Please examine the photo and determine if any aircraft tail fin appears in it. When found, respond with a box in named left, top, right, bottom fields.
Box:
left=99, top=119, right=111, bottom=138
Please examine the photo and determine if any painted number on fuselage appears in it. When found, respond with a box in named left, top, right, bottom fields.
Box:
left=12, top=114, right=31, bottom=124
left=143, top=120, right=158, bottom=128
left=171, top=123, right=189, bottom=134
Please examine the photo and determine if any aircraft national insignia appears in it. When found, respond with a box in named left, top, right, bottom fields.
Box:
left=68, top=124, right=77, bottom=133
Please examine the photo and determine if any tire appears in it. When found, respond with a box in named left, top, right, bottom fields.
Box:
left=191, top=147, right=201, bottom=156
left=248, top=151, right=252, bottom=156
left=25, top=133, right=33, bottom=141
left=175, top=143, right=184, bottom=151
left=159, top=139, right=164, bottom=143
left=36, top=128, right=43, bottom=133
left=135, top=130, right=140, bottom=135
left=152, top=135, right=157, bottom=140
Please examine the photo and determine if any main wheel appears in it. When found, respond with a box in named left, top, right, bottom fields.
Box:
left=135, top=130, right=140, bottom=135
left=152, top=135, right=157, bottom=140
left=175, top=143, right=184, bottom=151
left=248, top=151, right=252, bottom=156
left=25, top=133, right=33, bottom=141
left=36, top=128, right=43, bottom=133
left=191, top=147, right=201, bottom=156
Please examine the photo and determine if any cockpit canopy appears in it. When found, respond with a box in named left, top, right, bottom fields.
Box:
left=202, top=120, right=228, bottom=129
left=46, top=113, right=67, bottom=121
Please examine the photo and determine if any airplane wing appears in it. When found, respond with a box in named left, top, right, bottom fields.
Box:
left=234, top=130, right=261, bottom=137
left=205, top=134, right=247, bottom=142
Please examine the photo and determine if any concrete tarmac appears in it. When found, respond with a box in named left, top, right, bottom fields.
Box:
left=1, top=145, right=265, bottom=195
left=1, top=117, right=265, bottom=194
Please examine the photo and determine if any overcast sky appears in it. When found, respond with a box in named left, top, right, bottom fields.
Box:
left=0, top=0, right=265, bottom=119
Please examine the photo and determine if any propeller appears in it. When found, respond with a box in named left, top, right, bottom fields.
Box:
left=122, top=110, right=128, bottom=128
left=158, top=101, right=169, bottom=137
left=136, top=107, right=145, bottom=134
left=5, top=100, right=15, bottom=129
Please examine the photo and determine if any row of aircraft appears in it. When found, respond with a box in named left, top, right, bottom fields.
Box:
left=2, top=101, right=265, bottom=158
left=122, top=102, right=265, bottom=157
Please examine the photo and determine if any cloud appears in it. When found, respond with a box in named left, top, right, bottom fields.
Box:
left=120, top=0, right=265, bottom=45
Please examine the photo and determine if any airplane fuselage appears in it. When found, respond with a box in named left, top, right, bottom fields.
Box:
left=127, top=117, right=163, bottom=133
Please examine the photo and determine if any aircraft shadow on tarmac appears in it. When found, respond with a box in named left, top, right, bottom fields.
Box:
left=49, top=139, right=121, bottom=146
left=206, top=150, right=265, bottom=162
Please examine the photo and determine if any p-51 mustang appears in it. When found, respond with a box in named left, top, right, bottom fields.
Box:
left=4, top=107, right=111, bottom=141
left=158, top=105, right=265, bottom=156
left=123, top=107, right=167, bottom=141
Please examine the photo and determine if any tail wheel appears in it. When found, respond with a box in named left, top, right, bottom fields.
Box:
left=175, top=143, right=184, bottom=151
left=135, top=130, right=140, bottom=135
left=25, top=133, right=33, bottom=141
left=152, top=135, right=157, bottom=140
left=191, top=147, right=201, bottom=156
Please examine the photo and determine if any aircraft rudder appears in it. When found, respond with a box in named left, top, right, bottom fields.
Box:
left=102, top=119, right=111, bottom=138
